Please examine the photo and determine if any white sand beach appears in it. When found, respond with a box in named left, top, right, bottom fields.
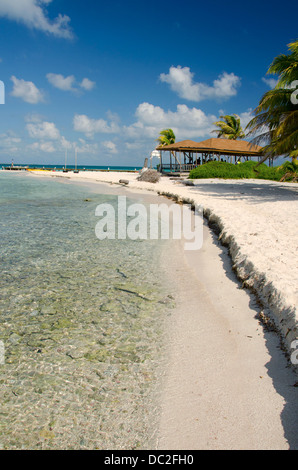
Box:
left=11, top=169, right=298, bottom=449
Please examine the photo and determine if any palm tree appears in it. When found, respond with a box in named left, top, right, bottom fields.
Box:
left=156, top=128, right=176, bottom=146
left=279, top=159, right=298, bottom=182
left=212, top=114, right=245, bottom=140
left=246, top=40, right=298, bottom=164
left=156, top=128, right=180, bottom=166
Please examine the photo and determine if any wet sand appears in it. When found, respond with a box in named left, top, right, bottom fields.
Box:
left=157, top=225, right=298, bottom=449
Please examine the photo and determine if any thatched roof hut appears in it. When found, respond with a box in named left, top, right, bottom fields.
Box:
left=157, top=137, right=262, bottom=155
left=156, top=138, right=264, bottom=173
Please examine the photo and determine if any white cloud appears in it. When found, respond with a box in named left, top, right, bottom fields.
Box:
left=24, top=114, right=101, bottom=155
left=73, top=114, right=120, bottom=137
left=60, top=136, right=73, bottom=150
left=125, top=142, right=143, bottom=150
left=38, top=141, right=56, bottom=153
left=124, top=102, right=217, bottom=141
left=29, top=141, right=56, bottom=153
left=46, top=73, right=76, bottom=92
left=26, top=120, right=60, bottom=140
left=80, top=78, right=96, bottom=91
left=0, top=0, right=73, bottom=39
left=76, top=139, right=99, bottom=155
left=47, top=73, right=96, bottom=93
left=24, top=113, right=45, bottom=123
left=106, top=110, right=120, bottom=122
left=212, top=72, right=241, bottom=98
left=0, top=131, right=22, bottom=154
left=102, top=140, right=118, bottom=154
left=262, top=77, right=278, bottom=89
left=238, top=109, right=254, bottom=130
left=160, top=66, right=241, bottom=102
left=28, top=136, right=99, bottom=155
left=11, top=75, right=44, bottom=104
left=0, top=131, right=21, bottom=144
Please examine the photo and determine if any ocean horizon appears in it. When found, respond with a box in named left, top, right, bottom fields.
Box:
left=1, top=163, right=144, bottom=172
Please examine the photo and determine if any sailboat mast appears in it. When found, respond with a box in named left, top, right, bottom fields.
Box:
left=74, top=148, right=79, bottom=173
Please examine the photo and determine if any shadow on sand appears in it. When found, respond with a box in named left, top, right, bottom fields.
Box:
left=186, top=180, right=298, bottom=204
left=211, top=228, right=298, bottom=449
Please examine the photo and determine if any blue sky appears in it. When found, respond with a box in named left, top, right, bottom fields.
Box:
left=0, top=0, right=297, bottom=166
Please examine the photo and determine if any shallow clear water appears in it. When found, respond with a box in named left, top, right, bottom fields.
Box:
left=0, top=173, right=174, bottom=449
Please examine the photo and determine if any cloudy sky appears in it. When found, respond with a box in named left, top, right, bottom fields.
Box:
left=0, top=0, right=297, bottom=166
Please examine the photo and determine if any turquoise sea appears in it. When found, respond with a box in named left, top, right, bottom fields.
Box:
left=1, top=164, right=143, bottom=172
left=0, top=172, right=174, bottom=449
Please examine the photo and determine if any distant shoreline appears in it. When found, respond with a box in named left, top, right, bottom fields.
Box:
left=1, top=164, right=143, bottom=173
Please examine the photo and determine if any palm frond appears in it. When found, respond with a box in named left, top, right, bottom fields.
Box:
left=156, top=128, right=176, bottom=146
left=212, top=114, right=245, bottom=140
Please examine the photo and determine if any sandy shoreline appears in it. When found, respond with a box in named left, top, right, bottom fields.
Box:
left=4, top=169, right=298, bottom=449
left=157, top=225, right=298, bottom=449
left=23, top=169, right=298, bottom=354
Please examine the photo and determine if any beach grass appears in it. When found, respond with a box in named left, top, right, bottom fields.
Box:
left=189, top=160, right=297, bottom=181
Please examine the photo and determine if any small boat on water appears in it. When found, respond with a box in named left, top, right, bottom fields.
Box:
left=2, top=165, right=29, bottom=171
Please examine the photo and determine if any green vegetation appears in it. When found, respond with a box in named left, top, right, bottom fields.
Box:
left=212, top=114, right=245, bottom=140
left=189, top=160, right=298, bottom=181
left=247, top=39, right=298, bottom=164
left=156, top=128, right=180, bottom=165
left=156, top=128, right=176, bottom=146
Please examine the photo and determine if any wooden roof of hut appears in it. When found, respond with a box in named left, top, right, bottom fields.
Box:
left=157, top=138, right=262, bottom=156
